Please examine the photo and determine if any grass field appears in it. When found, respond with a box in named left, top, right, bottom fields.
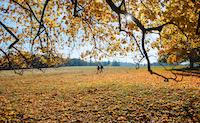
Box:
left=0, top=67, right=200, bottom=122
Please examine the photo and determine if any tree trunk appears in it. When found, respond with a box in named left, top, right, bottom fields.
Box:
left=189, top=58, right=194, bottom=68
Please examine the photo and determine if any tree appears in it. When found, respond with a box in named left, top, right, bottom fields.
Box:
left=0, top=0, right=199, bottom=80
left=154, top=0, right=200, bottom=68
left=158, top=47, right=200, bottom=68
left=0, top=51, right=64, bottom=71
left=112, top=61, right=120, bottom=66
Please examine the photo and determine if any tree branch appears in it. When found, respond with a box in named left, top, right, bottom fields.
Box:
left=35, top=0, right=50, bottom=38
left=0, top=48, right=12, bottom=69
left=11, top=0, right=29, bottom=11
left=141, top=31, right=152, bottom=73
left=196, top=12, right=200, bottom=35
left=106, top=0, right=145, bottom=31
left=0, top=21, right=19, bottom=49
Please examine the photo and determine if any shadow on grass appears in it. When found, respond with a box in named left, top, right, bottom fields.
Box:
left=172, top=67, right=200, bottom=78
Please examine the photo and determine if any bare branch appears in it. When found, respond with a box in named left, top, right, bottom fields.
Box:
left=25, top=2, right=40, bottom=23
left=35, top=0, right=50, bottom=39
left=11, top=0, right=29, bottom=11
left=0, top=21, right=19, bottom=49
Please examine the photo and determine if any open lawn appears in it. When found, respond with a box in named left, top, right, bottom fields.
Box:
left=0, top=67, right=200, bottom=122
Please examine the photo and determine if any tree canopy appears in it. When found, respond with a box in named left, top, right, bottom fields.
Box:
left=0, top=0, right=200, bottom=80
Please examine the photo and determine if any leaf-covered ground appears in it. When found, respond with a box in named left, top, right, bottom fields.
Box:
left=0, top=67, right=200, bottom=122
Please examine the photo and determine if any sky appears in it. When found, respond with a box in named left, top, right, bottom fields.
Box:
left=0, top=1, right=160, bottom=64
left=58, top=33, right=159, bottom=64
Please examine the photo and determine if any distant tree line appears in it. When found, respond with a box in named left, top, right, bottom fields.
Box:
left=58, top=58, right=120, bottom=67
left=0, top=52, right=123, bottom=70
left=1, top=52, right=192, bottom=70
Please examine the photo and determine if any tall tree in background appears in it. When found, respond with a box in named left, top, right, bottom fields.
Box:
left=0, top=0, right=199, bottom=80
left=155, top=0, right=200, bottom=68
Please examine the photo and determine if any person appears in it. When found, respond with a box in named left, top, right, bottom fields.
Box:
left=97, top=64, right=104, bottom=74
left=100, top=65, right=104, bottom=73
left=97, top=65, right=100, bottom=74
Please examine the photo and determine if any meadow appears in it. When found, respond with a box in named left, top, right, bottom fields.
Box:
left=0, top=67, right=200, bottom=122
